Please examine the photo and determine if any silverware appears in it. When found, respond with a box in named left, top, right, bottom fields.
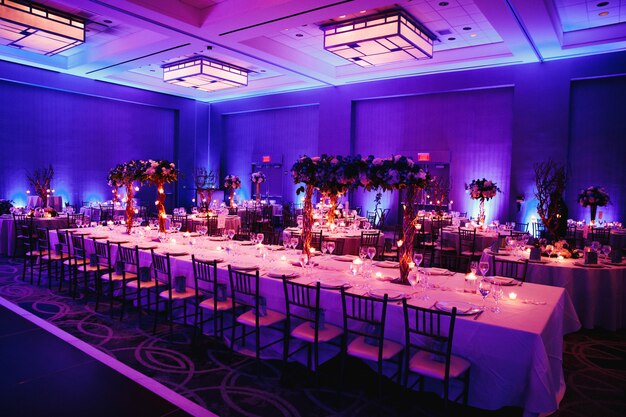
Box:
left=473, top=310, right=485, bottom=320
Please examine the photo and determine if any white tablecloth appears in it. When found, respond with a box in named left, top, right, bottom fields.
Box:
left=0, top=216, right=69, bottom=256
left=284, top=227, right=386, bottom=255
left=480, top=249, right=626, bottom=330
left=48, top=228, right=581, bottom=416
left=442, top=228, right=498, bottom=252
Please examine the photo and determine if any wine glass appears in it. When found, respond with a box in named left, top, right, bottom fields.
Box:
left=417, top=270, right=430, bottom=301
left=172, top=221, right=181, bottom=233
left=290, top=237, right=299, bottom=254
left=478, top=261, right=489, bottom=278
left=413, top=253, right=424, bottom=268
left=349, top=262, right=360, bottom=286
left=282, top=236, right=290, bottom=251
left=321, top=241, right=328, bottom=255
left=257, top=233, right=264, bottom=245
left=327, top=241, right=336, bottom=256
left=491, top=283, right=504, bottom=313
left=359, top=246, right=368, bottom=260
left=75, top=218, right=82, bottom=228
left=470, top=261, right=478, bottom=275
left=478, top=279, right=492, bottom=311
left=227, top=229, right=235, bottom=240
left=407, top=271, right=419, bottom=299
left=602, top=245, right=612, bottom=259
left=591, top=241, right=601, bottom=253
left=367, top=246, right=376, bottom=261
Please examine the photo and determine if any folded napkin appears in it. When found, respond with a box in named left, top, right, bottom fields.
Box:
left=427, top=268, right=451, bottom=275
left=267, top=271, right=298, bottom=279
left=374, top=261, right=399, bottom=268
left=231, top=263, right=259, bottom=271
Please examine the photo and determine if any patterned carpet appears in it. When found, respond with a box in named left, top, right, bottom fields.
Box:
left=1, top=256, right=624, bottom=417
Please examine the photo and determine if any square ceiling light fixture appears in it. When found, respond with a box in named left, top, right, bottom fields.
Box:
left=0, top=0, right=85, bottom=56
left=162, top=56, right=249, bottom=92
left=321, top=9, right=436, bottom=67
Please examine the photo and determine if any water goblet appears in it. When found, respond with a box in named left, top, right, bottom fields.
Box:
left=407, top=270, right=419, bottom=299
left=602, top=245, right=612, bottom=259
left=478, top=279, right=492, bottom=311
left=227, top=229, right=235, bottom=240
left=257, top=233, right=264, bottom=245
left=327, top=241, right=336, bottom=256
left=367, top=246, right=376, bottom=261
left=290, top=237, right=299, bottom=254
left=418, top=270, right=430, bottom=301
left=478, top=261, right=489, bottom=278
left=413, top=253, right=424, bottom=268
left=321, top=241, right=328, bottom=255
left=359, top=246, right=368, bottom=260
left=470, top=261, right=478, bottom=275
left=591, top=241, right=601, bottom=253
left=491, top=283, right=503, bottom=313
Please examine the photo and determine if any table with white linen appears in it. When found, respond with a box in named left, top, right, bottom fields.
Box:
left=80, top=205, right=126, bottom=221
left=284, top=227, right=385, bottom=255
left=575, top=228, right=626, bottom=249
left=48, top=227, right=580, bottom=416
left=419, top=216, right=468, bottom=233
left=0, top=215, right=69, bottom=256
left=27, top=195, right=63, bottom=211
left=183, top=214, right=241, bottom=232
left=480, top=249, right=626, bottom=330
left=442, top=227, right=498, bottom=252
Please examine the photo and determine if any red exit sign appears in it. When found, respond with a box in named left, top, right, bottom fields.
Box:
left=417, top=153, right=430, bottom=162
left=262, top=155, right=271, bottom=163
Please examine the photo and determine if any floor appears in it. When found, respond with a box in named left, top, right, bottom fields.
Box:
left=0, top=256, right=624, bottom=417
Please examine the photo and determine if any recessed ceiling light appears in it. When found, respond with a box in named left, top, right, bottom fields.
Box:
left=448, top=37, right=456, bottom=41
left=339, top=15, right=346, bottom=18
left=598, top=11, right=609, bottom=16
left=439, top=1, right=449, bottom=6
left=596, top=2, right=609, bottom=7
left=360, top=10, right=367, bottom=14
left=463, top=26, right=472, bottom=31
left=470, top=33, right=477, bottom=37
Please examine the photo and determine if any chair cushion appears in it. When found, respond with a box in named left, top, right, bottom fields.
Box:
left=126, top=279, right=158, bottom=289
left=460, top=250, right=476, bottom=257
left=291, top=322, right=342, bottom=343
left=408, top=350, right=471, bottom=380
left=199, top=297, right=232, bottom=311
left=347, top=336, right=403, bottom=361
left=41, top=253, right=63, bottom=260
left=159, top=288, right=195, bottom=300
left=26, top=250, right=46, bottom=257
left=237, top=309, right=286, bottom=327
left=438, top=246, right=457, bottom=252
left=101, top=271, right=137, bottom=281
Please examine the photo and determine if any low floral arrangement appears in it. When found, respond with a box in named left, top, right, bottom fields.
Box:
left=578, top=186, right=610, bottom=207
left=465, top=178, right=500, bottom=200
left=0, top=199, right=13, bottom=215
left=251, top=171, right=266, bottom=184
left=224, top=175, right=242, bottom=189
left=145, top=160, right=179, bottom=183
left=43, top=207, right=58, bottom=217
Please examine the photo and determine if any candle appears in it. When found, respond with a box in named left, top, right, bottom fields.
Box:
left=310, top=248, right=316, bottom=255
left=464, top=273, right=477, bottom=293
left=183, top=232, right=191, bottom=238
left=397, top=239, right=404, bottom=247
left=508, top=292, right=518, bottom=300
left=216, top=246, right=222, bottom=251
left=171, top=238, right=177, bottom=245
left=353, top=258, right=363, bottom=265
left=409, top=261, right=415, bottom=269
left=375, top=272, right=382, bottom=279
left=280, top=255, right=287, bottom=261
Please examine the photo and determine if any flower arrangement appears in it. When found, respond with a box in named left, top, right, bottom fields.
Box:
left=144, top=160, right=179, bottom=183
left=465, top=178, right=501, bottom=200
left=578, top=186, right=610, bottom=207
left=0, top=199, right=13, bottom=215
left=224, top=175, right=242, bottom=189
left=361, top=155, right=430, bottom=192
left=251, top=171, right=266, bottom=184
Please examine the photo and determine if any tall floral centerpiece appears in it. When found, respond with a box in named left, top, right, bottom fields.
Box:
left=108, top=160, right=149, bottom=233
left=194, top=167, right=216, bottom=209
left=26, top=164, right=54, bottom=208
left=578, top=186, right=610, bottom=224
left=224, top=175, right=241, bottom=208
left=465, top=178, right=500, bottom=225
left=292, top=156, right=324, bottom=257
left=317, top=155, right=358, bottom=225
left=145, top=160, right=179, bottom=232
left=363, top=155, right=432, bottom=285
left=251, top=171, right=266, bottom=203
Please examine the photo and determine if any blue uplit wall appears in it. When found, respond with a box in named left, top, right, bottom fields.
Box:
left=211, top=51, right=626, bottom=223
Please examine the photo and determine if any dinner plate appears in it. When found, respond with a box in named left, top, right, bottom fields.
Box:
left=332, top=255, right=358, bottom=262
left=72, top=231, right=91, bottom=236
left=487, top=250, right=510, bottom=256
left=108, top=239, right=130, bottom=244
left=368, top=288, right=405, bottom=301
left=435, top=301, right=481, bottom=315
left=89, top=235, right=109, bottom=240
left=208, top=236, right=227, bottom=241
left=164, top=251, right=189, bottom=257
left=290, top=261, right=319, bottom=267
left=231, top=263, right=259, bottom=271
left=239, top=241, right=255, bottom=246
left=573, top=262, right=604, bottom=268
left=318, top=278, right=350, bottom=289
left=485, top=276, right=518, bottom=286
left=137, top=244, right=158, bottom=250
left=374, top=261, right=399, bottom=268
left=267, top=245, right=285, bottom=251
left=603, top=261, right=626, bottom=266
left=196, top=258, right=224, bottom=264
left=427, top=268, right=451, bottom=275
left=266, top=271, right=299, bottom=279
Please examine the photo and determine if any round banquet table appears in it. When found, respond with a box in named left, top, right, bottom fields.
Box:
left=575, top=228, right=626, bottom=249
left=284, top=227, right=385, bottom=256
left=480, top=248, right=626, bottom=330
left=185, top=214, right=241, bottom=232
left=441, top=227, right=498, bottom=252
left=0, top=215, right=69, bottom=256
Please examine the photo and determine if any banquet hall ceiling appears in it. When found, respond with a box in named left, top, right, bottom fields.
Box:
left=1, top=0, right=626, bottom=102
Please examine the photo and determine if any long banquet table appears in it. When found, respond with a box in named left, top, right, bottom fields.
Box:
left=49, top=227, right=580, bottom=416
left=0, top=215, right=69, bottom=256
left=480, top=248, right=626, bottom=330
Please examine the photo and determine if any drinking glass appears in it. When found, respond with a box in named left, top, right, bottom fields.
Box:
left=591, top=241, right=601, bottom=253
left=290, top=237, right=299, bottom=254
left=172, top=221, right=181, bottom=233
left=321, top=241, right=328, bottom=255
left=407, top=271, right=419, bottom=299
left=470, top=261, right=478, bottom=275
left=257, top=233, right=264, bottom=245
left=491, top=283, right=503, bottom=313
left=413, top=253, right=424, bottom=268
left=367, top=246, right=376, bottom=260
left=327, top=241, right=336, bottom=255
left=602, top=245, right=612, bottom=259
left=282, top=237, right=290, bottom=250
left=479, top=261, right=489, bottom=278
left=349, top=262, right=360, bottom=286
left=75, top=219, right=82, bottom=228
left=359, top=246, right=368, bottom=260
left=417, top=270, right=430, bottom=301
left=478, top=279, right=492, bottom=311
left=227, top=229, right=235, bottom=240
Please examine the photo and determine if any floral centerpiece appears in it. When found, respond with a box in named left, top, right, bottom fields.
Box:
left=251, top=171, right=266, bottom=203
left=0, top=199, right=13, bottom=215
left=26, top=164, right=54, bottom=208
left=291, top=156, right=324, bottom=257
left=361, top=155, right=432, bottom=285
left=194, top=167, right=216, bottom=209
left=578, top=186, right=610, bottom=224
left=107, top=160, right=149, bottom=233
left=144, top=160, right=179, bottom=232
left=316, top=155, right=361, bottom=224
left=465, top=178, right=501, bottom=225
left=224, top=175, right=242, bottom=208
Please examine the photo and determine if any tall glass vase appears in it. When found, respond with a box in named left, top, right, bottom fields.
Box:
left=156, top=181, right=167, bottom=233
left=398, top=185, right=418, bottom=285
left=124, top=183, right=135, bottom=234
left=301, top=185, right=314, bottom=256
left=478, top=198, right=486, bottom=225
left=589, top=204, right=597, bottom=225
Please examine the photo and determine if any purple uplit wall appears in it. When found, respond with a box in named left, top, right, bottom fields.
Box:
left=211, top=51, right=626, bottom=224
left=0, top=60, right=210, bottom=209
